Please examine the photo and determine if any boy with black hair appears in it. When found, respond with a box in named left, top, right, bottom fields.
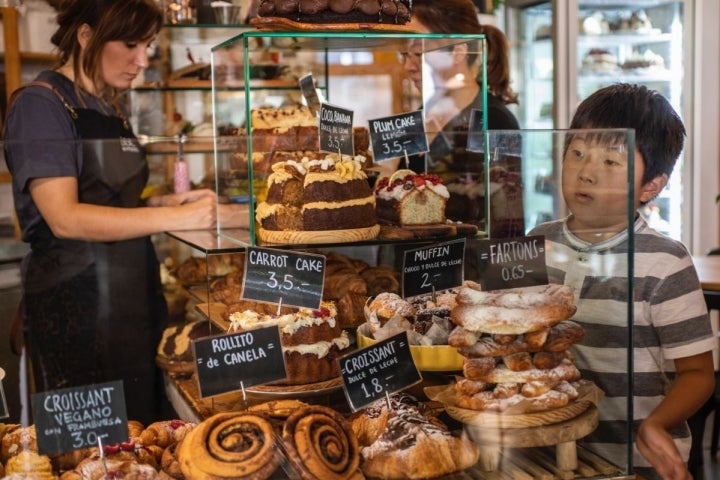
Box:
left=530, top=83, right=716, bottom=480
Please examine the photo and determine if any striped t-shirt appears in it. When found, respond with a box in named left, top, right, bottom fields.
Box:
left=530, top=216, right=715, bottom=480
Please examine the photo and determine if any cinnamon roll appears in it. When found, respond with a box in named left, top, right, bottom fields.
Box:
left=282, top=405, right=360, bottom=480
left=178, top=412, right=282, bottom=480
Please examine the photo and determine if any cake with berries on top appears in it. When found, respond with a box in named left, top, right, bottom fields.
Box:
left=374, top=169, right=450, bottom=226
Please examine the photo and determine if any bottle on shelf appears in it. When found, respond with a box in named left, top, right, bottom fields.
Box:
left=173, top=133, right=191, bottom=194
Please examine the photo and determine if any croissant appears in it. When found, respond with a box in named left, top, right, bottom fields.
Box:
left=323, top=272, right=367, bottom=299
left=360, top=265, right=399, bottom=297
left=139, top=420, right=196, bottom=449
left=5, top=450, right=55, bottom=479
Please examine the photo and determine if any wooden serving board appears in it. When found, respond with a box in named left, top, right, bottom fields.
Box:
left=258, top=224, right=380, bottom=244
left=464, top=406, right=599, bottom=448
left=251, top=16, right=416, bottom=32
left=378, top=222, right=480, bottom=240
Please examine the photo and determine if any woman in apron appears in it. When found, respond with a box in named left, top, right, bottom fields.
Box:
left=3, top=0, right=217, bottom=425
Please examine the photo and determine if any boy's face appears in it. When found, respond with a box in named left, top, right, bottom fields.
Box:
left=562, top=135, right=653, bottom=237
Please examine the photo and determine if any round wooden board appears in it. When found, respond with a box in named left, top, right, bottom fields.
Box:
left=424, top=380, right=604, bottom=429
left=258, top=224, right=380, bottom=244
left=251, top=16, right=416, bottom=32
left=464, top=405, right=599, bottom=448
left=245, top=377, right=343, bottom=398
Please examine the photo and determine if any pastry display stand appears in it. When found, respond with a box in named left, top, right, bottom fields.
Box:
left=465, top=405, right=598, bottom=473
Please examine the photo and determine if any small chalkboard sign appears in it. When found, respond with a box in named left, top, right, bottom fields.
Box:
left=299, top=73, right=322, bottom=117
left=32, top=380, right=128, bottom=455
left=402, top=238, right=466, bottom=298
left=466, top=108, right=486, bottom=153
left=193, top=326, right=286, bottom=398
left=339, top=331, right=421, bottom=412
left=0, top=368, right=8, bottom=420
left=319, top=103, right=354, bottom=156
left=242, top=247, right=325, bottom=309
left=476, top=235, right=549, bottom=291
left=368, top=111, right=428, bottom=162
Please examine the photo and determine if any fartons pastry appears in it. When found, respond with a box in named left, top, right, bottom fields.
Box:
left=449, top=282, right=587, bottom=414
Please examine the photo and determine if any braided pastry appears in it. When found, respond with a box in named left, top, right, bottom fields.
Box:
left=452, top=283, right=576, bottom=334
left=178, top=412, right=282, bottom=479
left=282, top=405, right=360, bottom=480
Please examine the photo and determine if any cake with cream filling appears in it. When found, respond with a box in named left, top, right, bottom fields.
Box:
left=228, top=301, right=350, bottom=385
left=255, top=153, right=377, bottom=232
left=374, top=170, right=449, bottom=226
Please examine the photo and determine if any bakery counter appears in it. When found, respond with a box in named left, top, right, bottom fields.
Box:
left=161, top=371, right=623, bottom=480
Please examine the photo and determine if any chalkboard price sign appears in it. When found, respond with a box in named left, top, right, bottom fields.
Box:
left=476, top=235, right=548, bottom=290
left=0, top=368, right=8, bottom=420
left=242, top=247, right=325, bottom=309
left=402, top=238, right=466, bottom=298
left=339, top=331, right=422, bottom=412
left=193, top=326, right=286, bottom=398
left=368, top=111, right=428, bottom=162
left=466, top=108, right=486, bottom=153
left=319, top=103, right=354, bottom=156
left=32, top=380, right=128, bottom=455
left=299, top=73, right=322, bottom=117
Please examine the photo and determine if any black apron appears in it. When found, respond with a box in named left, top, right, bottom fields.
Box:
left=21, top=83, right=168, bottom=425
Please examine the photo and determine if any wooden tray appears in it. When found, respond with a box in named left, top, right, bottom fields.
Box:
left=378, top=222, right=480, bottom=240
left=258, top=224, right=380, bottom=244
left=245, top=377, right=343, bottom=398
left=425, top=380, right=604, bottom=429
left=251, top=16, right=415, bottom=32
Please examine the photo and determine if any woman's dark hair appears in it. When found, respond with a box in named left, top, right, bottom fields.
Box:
left=411, top=0, right=518, bottom=105
left=569, top=83, right=685, bottom=184
left=51, top=0, right=163, bottom=100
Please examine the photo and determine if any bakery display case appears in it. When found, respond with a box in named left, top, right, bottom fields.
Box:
left=161, top=127, right=639, bottom=480
left=205, top=30, right=490, bottom=247
left=0, top=126, right=644, bottom=478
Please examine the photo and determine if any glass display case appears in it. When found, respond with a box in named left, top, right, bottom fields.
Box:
left=0, top=125, right=646, bottom=479
left=207, top=31, right=490, bottom=247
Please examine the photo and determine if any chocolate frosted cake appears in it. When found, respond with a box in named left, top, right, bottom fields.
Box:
left=257, top=0, right=413, bottom=24
left=256, top=153, right=377, bottom=231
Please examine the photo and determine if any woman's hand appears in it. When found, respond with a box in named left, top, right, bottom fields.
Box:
left=149, top=189, right=216, bottom=207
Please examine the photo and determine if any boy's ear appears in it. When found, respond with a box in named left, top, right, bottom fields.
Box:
left=640, top=174, right=668, bottom=203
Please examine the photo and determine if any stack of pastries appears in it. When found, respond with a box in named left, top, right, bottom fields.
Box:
left=449, top=281, right=586, bottom=413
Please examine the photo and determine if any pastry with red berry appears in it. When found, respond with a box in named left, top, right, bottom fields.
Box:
left=374, top=169, right=449, bottom=226
left=227, top=301, right=350, bottom=385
